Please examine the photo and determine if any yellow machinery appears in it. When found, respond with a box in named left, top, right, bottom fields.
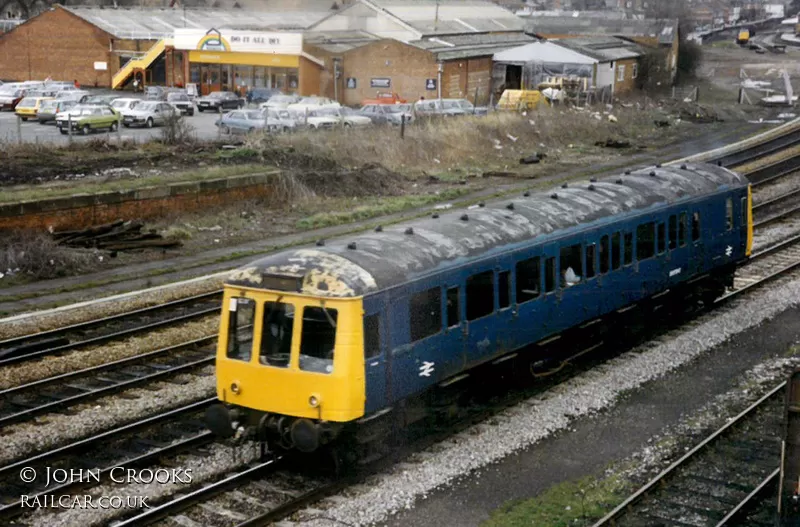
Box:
left=496, top=89, right=545, bottom=111
left=737, top=29, right=751, bottom=45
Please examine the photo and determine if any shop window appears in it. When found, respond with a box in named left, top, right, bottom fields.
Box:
left=447, top=287, right=460, bottom=328
left=624, top=232, right=633, bottom=265
left=226, top=297, right=255, bottom=362
left=498, top=271, right=511, bottom=309
left=545, top=257, right=556, bottom=293
left=725, top=198, right=733, bottom=231
left=692, top=212, right=701, bottom=242
left=679, top=212, right=687, bottom=247
left=637, top=223, right=655, bottom=260
left=611, top=232, right=621, bottom=270
left=657, top=223, right=666, bottom=254
left=467, top=271, right=494, bottom=320
left=364, top=314, right=380, bottom=359
left=560, top=244, right=582, bottom=286
left=668, top=215, right=677, bottom=250
left=299, top=306, right=337, bottom=374
left=410, top=288, right=442, bottom=341
left=259, top=301, right=295, bottom=368
left=599, top=235, right=609, bottom=274
left=516, top=257, right=540, bottom=303
left=585, top=244, right=596, bottom=278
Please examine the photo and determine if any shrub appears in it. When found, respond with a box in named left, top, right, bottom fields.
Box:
left=0, top=230, right=96, bottom=279
left=677, top=39, right=702, bottom=80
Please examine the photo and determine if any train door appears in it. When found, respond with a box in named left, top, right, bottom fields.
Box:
left=556, top=242, right=585, bottom=331
left=494, top=267, right=516, bottom=355
left=667, top=212, right=690, bottom=285
left=464, top=266, right=498, bottom=366
left=363, top=295, right=388, bottom=413
left=440, top=283, right=467, bottom=372
left=536, top=247, right=559, bottom=341
left=690, top=207, right=706, bottom=274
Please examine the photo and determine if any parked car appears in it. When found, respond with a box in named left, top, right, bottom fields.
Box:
left=246, top=88, right=282, bottom=105
left=303, top=107, right=371, bottom=129
left=287, top=96, right=340, bottom=113
left=14, top=96, right=53, bottom=120
left=414, top=98, right=488, bottom=117
left=361, top=92, right=407, bottom=105
left=110, top=97, right=141, bottom=115
left=0, top=88, right=27, bottom=110
left=359, top=103, right=414, bottom=125
left=215, top=110, right=267, bottom=134
left=260, top=94, right=301, bottom=110
left=264, top=108, right=296, bottom=132
left=37, top=99, right=77, bottom=123
left=56, top=90, right=90, bottom=102
left=82, top=94, right=119, bottom=106
left=122, top=101, right=179, bottom=128
left=164, top=91, right=194, bottom=116
left=56, top=105, right=121, bottom=135
left=196, top=91, right=244, bottom=112
left=144, top=86, right=166, bottom=101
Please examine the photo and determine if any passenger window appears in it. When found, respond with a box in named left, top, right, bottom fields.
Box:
left=637, top=222, right=655, bottom=260
left=679, top=213, right=687, bottom=247
left=560, top=244, right=582, bottom=286
left=364, top=314, right=380, bottom=358
left=725, top=198, right=733, bottom=231
left=226, top=297, right=255, bottom=362
left=585, top=244, right=596, bottom=278
left=611, top=233, right=621, bottom=270
left=741, top=197, right=747, bottom=226
left=657, top=223, right=666, bottom=254
left=544, top=257, right=556, bottom=293
left=692, top=212, right=701, bottom=242
left=599, top=235, right=609, bottom=274
left=623, top=232, right=633, bottom=265
left=299, top=306, right=337, bottom=374
left=498, top=271, right=511, bottom=309
left=260, top=301, right=295, bottom=368
left=467, top=271, right=494, bottom=320
left=446, top=287, right=460, bottom=327
left=668, top=215, right=677, bottom=250
left=410, top=288, right=442, bottom=341
left=516, top=257, right=540, bottom=303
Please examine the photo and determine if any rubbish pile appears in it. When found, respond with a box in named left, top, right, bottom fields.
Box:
left=52, top=220, right=182, bottom=252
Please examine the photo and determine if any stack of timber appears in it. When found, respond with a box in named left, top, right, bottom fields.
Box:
left=52, top=220, right=182, bottom=252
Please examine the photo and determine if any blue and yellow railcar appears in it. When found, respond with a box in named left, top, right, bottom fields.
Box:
left=206, top=162, right=753, bottom=454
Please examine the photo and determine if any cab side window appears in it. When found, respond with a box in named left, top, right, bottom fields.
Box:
left=226, top=297, right=255, bottom=362
left=364, top=314, right=380, bottom=358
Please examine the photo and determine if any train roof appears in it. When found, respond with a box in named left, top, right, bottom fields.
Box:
left=226, top=163, right=748, bottom=298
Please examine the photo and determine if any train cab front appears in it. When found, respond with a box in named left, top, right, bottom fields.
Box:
left=205, top=285, right=365, bottom=453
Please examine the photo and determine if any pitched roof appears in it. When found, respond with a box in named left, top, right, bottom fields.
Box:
left=553, top=36, right=644, bottom=61
left=493, top=40, right=596, bottom=65
left=305, top=30, right=381, bottom=52
left=525, top=16, right=677, bottom=45
left=59, top=5, right=329, bottom=39
left=369, top=0, right=525, bottom=35
left=408, top=31, right=536, bottom=60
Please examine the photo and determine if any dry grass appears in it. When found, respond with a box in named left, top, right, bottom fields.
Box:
left=0, top=316, right=218, bottom=389
left=0, top=230, right=98, bottom=279
left=0, top=276, right=225, bottom=340
left=274, top=107, right=664, bottom=174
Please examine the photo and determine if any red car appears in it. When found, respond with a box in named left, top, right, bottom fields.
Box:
left=0, top=88, right=27, bottom=110
left=360, top=91, right=407, bottom=105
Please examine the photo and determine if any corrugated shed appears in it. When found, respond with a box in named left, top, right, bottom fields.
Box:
left=554, top=36, right=644, bottom=61
left=407, top=32, right=535, bottom=60
left=525, top=16, right=678, bottom=44
left=493, top=40, right=596, bottom=65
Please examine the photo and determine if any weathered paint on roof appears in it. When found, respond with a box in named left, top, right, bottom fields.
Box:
left=226, top=163, right=748, bottom=297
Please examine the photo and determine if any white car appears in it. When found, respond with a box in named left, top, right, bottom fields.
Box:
left=287, top=96, right=341, bottom=113
left=110, top=98, right=141, bottom=117
left=260, top=94, right=301, bottom=110
left=303, top=107, right=371, bottom=129
left=264, top=108, right=297, bottom=132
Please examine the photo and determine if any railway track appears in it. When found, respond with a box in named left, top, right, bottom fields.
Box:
left=0, top=336, right=215, bottom=427
left=0, top=291, right=221, bottom=366
left=590, top=383, right=785, bottom=527
left=713, top=129, right=800, bottom=168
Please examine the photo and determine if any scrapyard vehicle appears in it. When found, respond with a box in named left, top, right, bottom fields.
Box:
left=495, top=90, right=545, bottom=111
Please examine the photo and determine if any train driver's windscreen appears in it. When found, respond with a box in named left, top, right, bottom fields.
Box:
left=299, top=306, right=338, bottom=374
left=259, top=301, right=294, bottom=368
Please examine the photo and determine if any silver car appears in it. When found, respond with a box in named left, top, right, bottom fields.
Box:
left=122, top=101, right=179, bottom=128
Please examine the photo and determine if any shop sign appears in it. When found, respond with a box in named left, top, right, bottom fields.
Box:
left=94, top=62, right=108, bottom=71
left=174, top=28, right=302, bottom=55
left=426, top=78, right=437, bottom=90
left=370, top=78, right=391, bottom=88
left=346, top=78, right=357, bottom=89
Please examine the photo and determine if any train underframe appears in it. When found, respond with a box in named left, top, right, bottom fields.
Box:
left=207, top=263, right=738, bottom=469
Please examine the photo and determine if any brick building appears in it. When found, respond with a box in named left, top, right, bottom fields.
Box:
left=305, top=0, right=534, bottom=105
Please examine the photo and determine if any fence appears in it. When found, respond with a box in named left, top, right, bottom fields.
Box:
left=671, top=86, right=699, bottom=102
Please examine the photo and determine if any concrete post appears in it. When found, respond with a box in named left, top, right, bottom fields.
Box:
left=16, top=115, right=21, bottom=144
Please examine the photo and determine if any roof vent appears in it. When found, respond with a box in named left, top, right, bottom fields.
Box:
left=551, top=193, right=558, bottom=200
left=523, top=191, right=531, bottom=197
left=478, top=201, right=485, bottom=208
left=405, top=227, right=414, bottom=235
left=590, top=177, right=597, bottom=183
left=624, top=170, right=631, bottom=175
left=588, top=184, right=596, bottom=191
left=347, top=242, right=357, bottom=250
left=506, top=203, right=515, bottom=210
left=649, top=171, right=656, bottom=177
left=375, top=226, right=383, bottom=232
left=561, top=183, right=568, bottom=189
left=616, top=179, right=624, bottom=185
left=432, top=213, right=440, bottom=219
left=460, top=214, right=469, bottom=221
left=680, top=164, right=687, bottom=170
left=655, top=163, right=661, bottom=168
left=316, top=239, right=325, bottom=246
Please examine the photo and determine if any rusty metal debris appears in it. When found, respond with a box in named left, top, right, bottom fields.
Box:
left=52, top=220, right=182, bottom=252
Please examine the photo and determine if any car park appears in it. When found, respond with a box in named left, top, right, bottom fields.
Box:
left=361, top=91, right=407, bottom=105
left=360, top=103, right=414, bottom=125
left=260, top=94, right=301, bottom=110
left=14, top=96, right=53, bottom=120
left=414, top=98, right=487, bottom=117
left=196, top=91, right=244, bottom=112
left=82, top=94, right=119, bottom=106
left=264, top=108, right=296, bottom=132
left=216, top=110, right=267, bottom=134
left=303, top=107, right=371, bottom=129
left=164, top=91, right=194, bottom=116
left=56, top=90, right=90, bottom=102
left=0, top=87, right=27, bottom=110
left=110, top=97, right=141, bottom=115
left=287, top=96, right=340, bottom=113
left=246, top=88, right=282, bottom=105
left=37, top=99, right=77, bottom=124
left=56, top=105, right=121, bottom=135
left=122, top=101, right=180, bottom=128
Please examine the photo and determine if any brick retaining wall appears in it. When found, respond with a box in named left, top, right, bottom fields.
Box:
left=0, top=171, right=280, bottom=231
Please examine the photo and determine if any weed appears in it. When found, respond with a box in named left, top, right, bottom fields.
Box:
left=0, top=230, right=97, bottom=280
